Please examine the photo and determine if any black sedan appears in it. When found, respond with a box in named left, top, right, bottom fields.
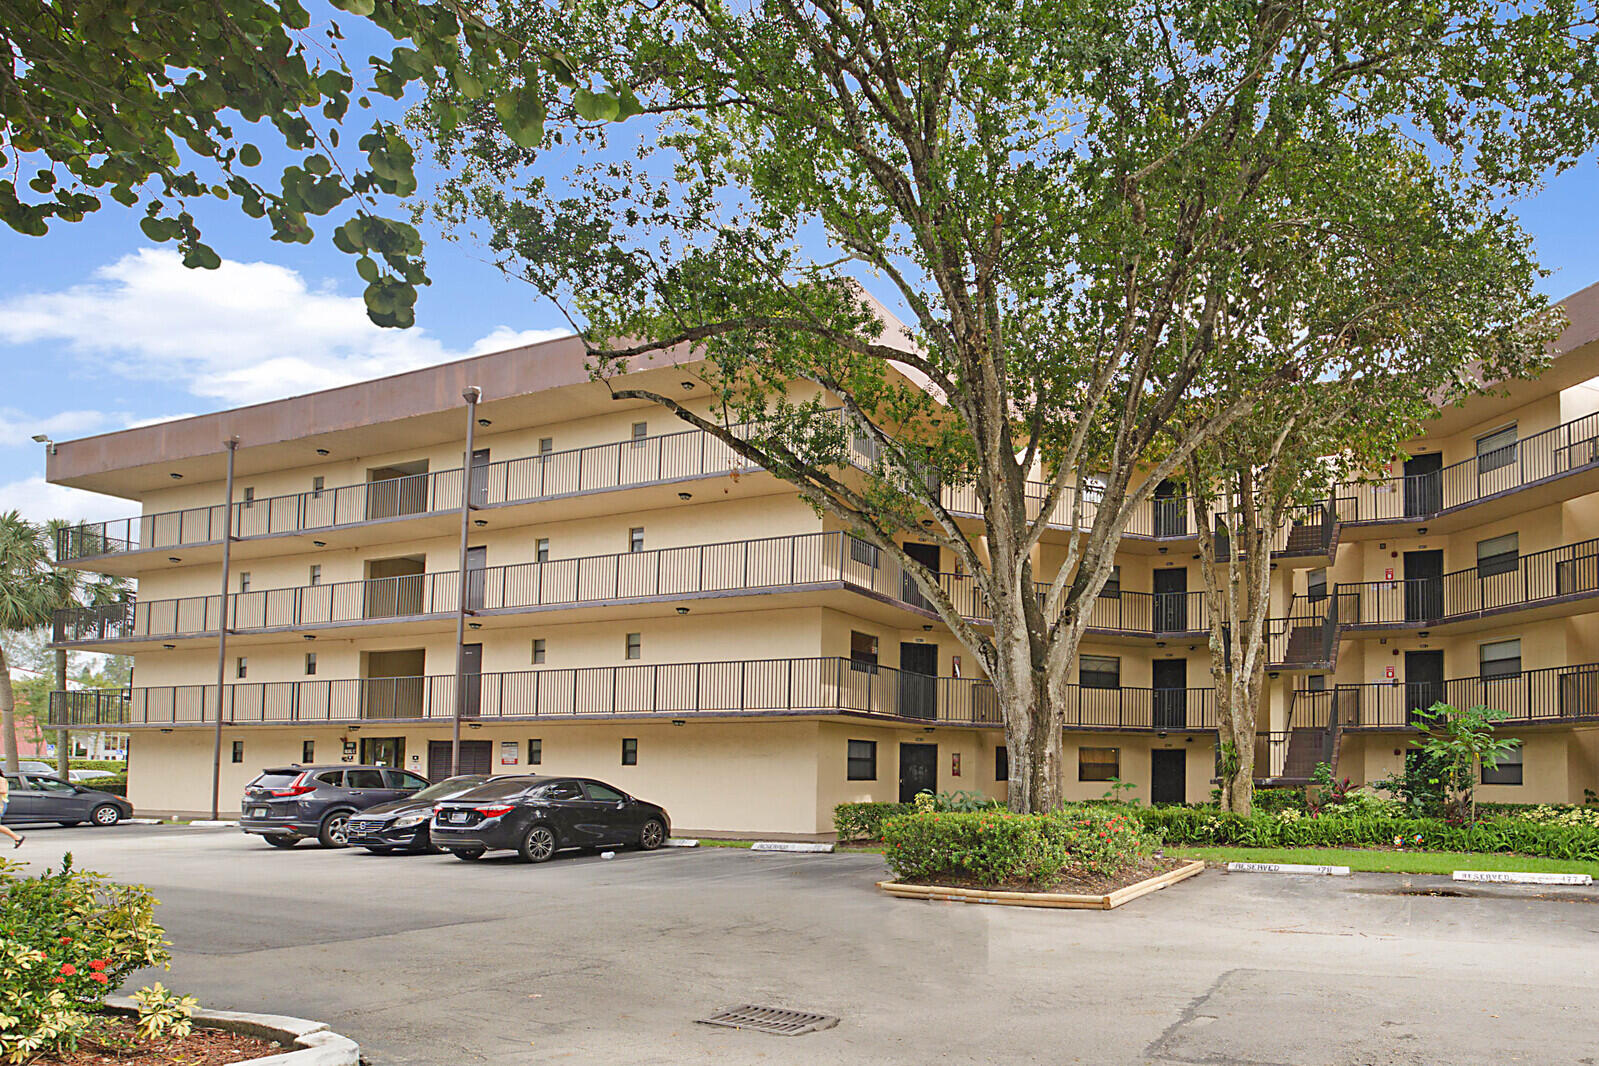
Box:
left=431, top=775, right=670, bottom=863
left=346, top=774, right=491, bottom=854
left=2, top=772, right=133, bottom=827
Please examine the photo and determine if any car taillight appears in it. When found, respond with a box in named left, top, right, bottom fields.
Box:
left=475, top=805, right=514, bottom=817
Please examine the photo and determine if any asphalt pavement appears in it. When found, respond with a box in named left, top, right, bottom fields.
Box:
left=10, top=823, right=1599, bottom=1064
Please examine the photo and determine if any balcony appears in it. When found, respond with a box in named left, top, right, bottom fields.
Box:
left=1293, top=661, right=1599, bottom=730
left=47, top=656, right=1224, bottom=732
left=1337, top=537, right=1599, bottom=630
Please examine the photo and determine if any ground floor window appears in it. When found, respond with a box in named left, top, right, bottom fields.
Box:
left=1482, top=741, right=1523, bottom=785
left=995, top=746, right=1008, bottom=782
left=1078, top=747, right=1120, bottom=781
left=302, top=740, right=314, bottom=763
left=527, top=738, right=542, bottom=765
left=847, top=739, right=877, bottom=780
left=231, top=740, right=244, bottom=763
left=622, top=738, right=638, bottom=765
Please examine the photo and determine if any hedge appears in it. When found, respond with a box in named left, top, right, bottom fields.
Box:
left=834, top=802, right=912, bottom=841
left=78, top=776, right=128, bottom=797
left=882, top=808, right=1152, bottom=886
left=70, top=759, right=128, bottom=773
left=1133, top=806, right=1599, bottom=861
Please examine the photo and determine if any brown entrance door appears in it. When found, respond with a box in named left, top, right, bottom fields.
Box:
left=1151, top=749, right=1186, bottom=805
left=898, top=742, right=938, bottom=803
left=428, top=739, right=491, bottom=780
left=901, top=542, right=940, bottom=610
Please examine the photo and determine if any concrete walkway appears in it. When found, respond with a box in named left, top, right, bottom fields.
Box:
left=11, top=825, right=1598, bottom=1064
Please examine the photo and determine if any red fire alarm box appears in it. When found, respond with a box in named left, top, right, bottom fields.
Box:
left=951, top=753, right=961, bottom=777
left=1384, top=567, right=1394, bottom=581
left=1385, top=666, right=1395, bottom=679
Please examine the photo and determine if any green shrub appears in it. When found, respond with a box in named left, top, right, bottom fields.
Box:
left=1251, top=788, right=1308, bottom=814
left=68, top=760, right=127, bottom=774
left=0, top=856, right=172, bottom=1064
left=76, top=776, right=127, bottom=798
left=881, top=808, right=1152, bottom=887
left=1133, top=806, right=1599, bottom=860
left=833, top=802, right=913, bottom=842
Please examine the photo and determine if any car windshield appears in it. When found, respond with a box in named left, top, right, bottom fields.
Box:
left=446, top=777, right=539, bottom=801
left=250, top=772, right=301, bottom=789
left=412, top=776, right=490, bottom=801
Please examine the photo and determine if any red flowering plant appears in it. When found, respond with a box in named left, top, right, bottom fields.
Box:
left=881, top=807, right=1154, bottom=888
left=0, top=855, right=173, bottom=1063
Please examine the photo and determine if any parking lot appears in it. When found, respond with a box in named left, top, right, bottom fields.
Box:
left=11, top=823, right=1599, bottom=1064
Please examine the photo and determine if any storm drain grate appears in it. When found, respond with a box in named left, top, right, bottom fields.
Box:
left=696, top=1004, right=839, bottom=1036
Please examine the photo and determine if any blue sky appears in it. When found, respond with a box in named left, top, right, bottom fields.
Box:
left=0, top=72, right=1595, bottom=526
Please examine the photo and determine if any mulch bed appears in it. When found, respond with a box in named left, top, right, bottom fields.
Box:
left=899, top=854, right=1187, bottom=895
left=34, top=1017, right=284, bottom=1065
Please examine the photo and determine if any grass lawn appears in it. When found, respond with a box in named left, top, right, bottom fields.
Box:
left=1169, top=846, right=1599, bottom=877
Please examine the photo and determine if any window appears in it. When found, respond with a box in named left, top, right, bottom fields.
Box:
left=1102, top=565, right=1121, bottom=599
left=302, top=740, right=315, bottom=764
left=532, top=639, right=547, bottom=664
left=242, top=486, right=255, bottom=508
left=586, top=781, right=627, bottom=802
left=1482, top=741, right=1524, bottom=785
left=535, top=538, right=550, bottom=563
left=1480, top=639, right=1522, bottom=680
left=345, top=769, right=386, bottom=789
left=850, top=631, right=878, bottom=671
left=1308, top=674, right=1327, bottom=692
left=847, top=739, right=877, bottom=780
left=1078, top=747, right=1120, bottom=782
left=621, top=738, right=638, bottom=765
left=527, top=739, right=542, bottom=765
left=304, top=653, right=317, bottom=676
left=542, top=780, right=582, bottom=800
left=236, top=656, right=247, bottom=679
left=231, top=740, right=244, bottom=763
left=631, top=421, right=648, bottom=446
left=625, top=633, right=642, bottom=660
left=387, top=770, right=429, bottom=791
left=996, top=746, right=1009, bottom=782
left=1477, top=533, right=1519, bottom=578
left=316, top=770, right=344, bottom=786
left=1079, top=655, right=1121, bottom=690
left=311, top=476, right=325, bottom=498
left=1308, top=568, right=1328, bottom=602
left=238, top=571, right=251, bottom=593
left=629, top=527, right=645, bottom=553
left=1476, top=424, right=1517, bottom=473
left=539, top=437, right=553, bottom=455
left=308, top=564, right=321, bottom=586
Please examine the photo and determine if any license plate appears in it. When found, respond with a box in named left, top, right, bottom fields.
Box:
left=251, top=808, right=268, bottom=818
left=449, top=811, right=469, bottom=823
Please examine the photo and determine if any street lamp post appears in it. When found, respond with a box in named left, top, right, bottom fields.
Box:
left=209, top=437, right=239, bottom=821
left=450, top=387, right=482, bottom=776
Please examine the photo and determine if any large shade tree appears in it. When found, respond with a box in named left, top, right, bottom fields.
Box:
left=427, top=0, right=1593, bottom=811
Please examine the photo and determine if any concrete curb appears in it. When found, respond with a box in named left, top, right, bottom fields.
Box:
left=1453, top=869, right=1593, bottom=886
left=125, top=818, right=165, bottom=825
left=664, top=838, right=700, bottom=847
left=184, top=820, right=239, bottom=828
left=1225, top=861, right=1351, bottom=876
left=105, top=997, right=359, bottom=1065
left=752, top=841, right=835, bottom=853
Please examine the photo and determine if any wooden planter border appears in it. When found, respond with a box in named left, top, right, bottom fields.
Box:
left=877, top=858, right=1205, bottom=910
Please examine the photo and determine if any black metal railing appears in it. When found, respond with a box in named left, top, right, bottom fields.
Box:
left=47, top=657, right=1221, bottom=731
left=1295, top=661, right=1599, bottom=730
left=1337, top=537, right=1599, bottom=627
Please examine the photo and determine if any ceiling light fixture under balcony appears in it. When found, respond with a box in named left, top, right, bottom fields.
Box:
left=169, top=472, right=183, bottom=480
left=678, top=492, right=693, bottom=501
left=162, top=644, right=176, bottom=650
left=680, top=381, right=695, bottom=391
left=676, top=607, right=690, bottom=615
left=478, top=418, right=492, bottom=427
left=312, top=541, right=326, bottom=547
left=167, top=556, right=181, bottom=564
left=474, top=519, right=487, bottom=527
left=468, top=622, right=482, bottom=630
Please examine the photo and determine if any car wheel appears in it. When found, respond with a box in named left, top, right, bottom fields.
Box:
left=265, top=836, right=302, bottom=848
left=59, top=820, right=83, bottom=828
left=518, top=823, right=558, bottom=864
left=451, top=848, right=486, bottom=862
left=638, top=818, right=666, bottom=851
left=91, top=804, right=122, bottom=827
left=317, top=811, right=352, bottom=848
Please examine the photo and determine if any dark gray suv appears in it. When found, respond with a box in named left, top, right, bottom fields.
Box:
left=240, top=765, right=430, bottom=848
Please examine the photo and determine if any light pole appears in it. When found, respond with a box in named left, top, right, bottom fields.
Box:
left=450, top=387, right=482, bottom=776
left=209, top=437, right=239, bottom=820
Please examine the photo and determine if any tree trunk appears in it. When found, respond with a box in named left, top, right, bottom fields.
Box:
left=55, top=646, right=70, bottom=776
left=0, top=644, right=18, bottom=775
left=1001, top=679, right=1066, bottom=813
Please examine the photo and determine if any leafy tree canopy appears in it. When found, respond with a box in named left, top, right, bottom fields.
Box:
left=1, top=0, right=635, bottom=325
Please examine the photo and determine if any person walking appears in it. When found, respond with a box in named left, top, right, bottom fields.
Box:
left=0, top=773, right=23, bottom=847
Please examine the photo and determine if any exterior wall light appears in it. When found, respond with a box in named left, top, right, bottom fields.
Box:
left=316, top=448, right=330, bottom=456
left=676, top=607, right=690, bottom=615
left=678, top=492, right=693, bottom=501
left=169, top=472, right=183, bottom=479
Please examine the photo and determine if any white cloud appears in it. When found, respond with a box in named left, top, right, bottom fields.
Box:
left=469, top=326, right=570, bottom=354
left=0, top=249, right=571, bottom=407
left=0, top=476, right=129, bottom=527
left=0, top=408, right=125, bottom=449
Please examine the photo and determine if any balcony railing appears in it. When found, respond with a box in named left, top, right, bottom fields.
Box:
left=1337, top=537, right=1599, bottom=627
left=1293, top=661, right=1599, bottom=730
left=47, top=656, right=1221, bottom=731
left=1340, top=411, right=1599, bottom=524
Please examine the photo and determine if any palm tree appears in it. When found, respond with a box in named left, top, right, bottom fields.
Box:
left=0, top=511, right=51, bottom=774
left=0, top=514, right=127, bottom=774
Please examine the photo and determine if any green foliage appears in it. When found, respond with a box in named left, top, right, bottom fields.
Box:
left=133, top=983, right=198, bottom=1044
left=832, top=802, right=913, bottom=842
left=0, top=0, right=632, bottom=326
left=68, top=761, right=126, bottom=774
left=76, top=778, right=128, bottom=798
left=1251, top=789, right=1309, bottom=815
left=882, top=808, right=1152, bottom=888
left=0, top=856, right=173, bottom=1064
left=1101, top=778, right=1142, bottom=806
left=913, top=789, right=998, bottom=813
left=1408, top=703, right=1519, bottom=823
left=1133, top=806, right=1599, bottom=861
